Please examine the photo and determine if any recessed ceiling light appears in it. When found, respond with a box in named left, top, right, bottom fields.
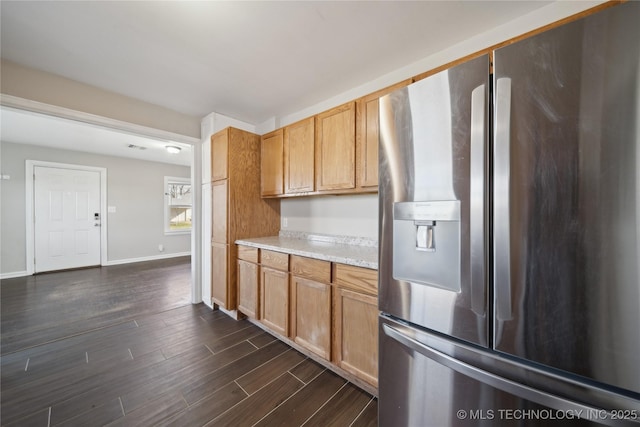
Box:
left=165, top=145, right=181, bottom=154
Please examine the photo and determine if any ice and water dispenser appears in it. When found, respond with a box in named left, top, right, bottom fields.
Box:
left=392, top=200, right=461, bottom=293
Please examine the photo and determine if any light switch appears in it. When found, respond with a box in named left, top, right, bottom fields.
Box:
left=108, top=206, right=117, bottom=213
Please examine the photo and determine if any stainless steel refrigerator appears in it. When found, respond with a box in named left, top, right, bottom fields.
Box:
left=378, top=3, right=640, bottom=426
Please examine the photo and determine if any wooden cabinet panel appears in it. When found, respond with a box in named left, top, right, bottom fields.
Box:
left=333, top=287, right=378, bottom=387
left=261, top=129, right=284, bottom=197
left=260, top=267, right=289, bottom=336
left=355, top=80, right=411, bottom=191
left=333, top=264, right=378, bottom=296
left=211, top=180, right=228, bottom=244
left=284, top=117, right=315, bottom=194
left=212, top=242, right=229, bottom=308
left=315, top=102, right=356, bottom=191
left=211, top=130, right=228, bottom=181
left=290, top=255, right=330, bottom=283
left=291, top=275, right=332, bottom=360
left=237, top=245, right=258, bottom=263
left=209, top=127, right=281, bottom=312
left=238, top=259, right=259, bottom=319
left=357, top=97, right=380, bottom=189
left=261, top=250, right=289, bottom=271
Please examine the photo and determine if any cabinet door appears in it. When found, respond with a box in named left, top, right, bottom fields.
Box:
left=357, top=97, right=380, bottom=189
left=211, top=129, right=228, bottom=181
left=356, top=80, right=411, bottom=190
left=211, top=180, right=228, bottom=244
left=291, top=275, right=331, bottom=359
left=238, top=259, right=259, bottom=319
left=334, top=287, right=378, bottom=386
left=211, top=242, right=229, bottom=308
left=316, top=102, right=356, bottom=191
left=260, top=267, right=289, bottom=336
left=261, top=129, right=284, bottom=197
left=284, top=117, right=315, bottom=194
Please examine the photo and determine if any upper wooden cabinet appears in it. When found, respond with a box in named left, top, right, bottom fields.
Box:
left=315, top=102, right=356, bottom=192
left=258, top=83, right=412, bottom=197
left=284, top=117, right=315, bottom=194
left=261, top=129, right=284, bottom=197
left=211, top=130, right=229, bottom=182
left=355, top=80, right=412, bottom=190
left=209, top=127, right=281, bottom=310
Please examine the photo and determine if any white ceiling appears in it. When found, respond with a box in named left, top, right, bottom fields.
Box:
left=0, top=107, right=192, bottom=166
left=0, top=1, right=554, bottom=162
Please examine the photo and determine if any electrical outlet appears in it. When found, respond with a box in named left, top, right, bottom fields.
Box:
left=281, top=217, right=288, bottom=228
left=158, top=244, right=164, bottom=252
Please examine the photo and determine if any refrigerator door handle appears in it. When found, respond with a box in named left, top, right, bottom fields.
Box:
left=382, top=323, right=636, bottom=427
left=494, top=77, right=513, bottom=321
left=470, top=83, right=486, bottom=316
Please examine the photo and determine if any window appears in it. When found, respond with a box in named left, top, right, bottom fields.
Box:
left=165, top=176, right=192, bottom=234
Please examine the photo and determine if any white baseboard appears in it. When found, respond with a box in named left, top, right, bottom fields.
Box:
left=1, top=253, right=190, bottom=279
left=0, top=271, right=29, bottom=280
left=103, top=252, right=191, bottom=266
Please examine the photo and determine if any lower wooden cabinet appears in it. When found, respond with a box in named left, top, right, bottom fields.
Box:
left=237, top=259, right=259, bottom=319
left=211, top=242, right=230, bottom=309
left=237, top=246, right=259, bottom=319
left=291, top=275, right=332, bottom=360
left=260, top=266, right=289, bottom=337
left=333, top=287, right=378, bottom=387
left=236, top=244, right=379, bottom=390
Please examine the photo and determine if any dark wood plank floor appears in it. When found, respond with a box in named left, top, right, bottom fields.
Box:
left=0, top=257, right=378, bottom=426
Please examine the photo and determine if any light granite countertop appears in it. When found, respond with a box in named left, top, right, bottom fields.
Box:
left=235, top=231, right=378, bottom=270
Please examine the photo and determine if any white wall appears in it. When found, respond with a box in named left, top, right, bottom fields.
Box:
left=281, top=194, right=378, bottom=239
left=0, top=141, right=191, bottom=277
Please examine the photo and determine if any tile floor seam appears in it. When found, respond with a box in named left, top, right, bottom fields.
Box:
left=299, top=381, right=348, bottom=426
left=348, top=397, right=375, bottom=427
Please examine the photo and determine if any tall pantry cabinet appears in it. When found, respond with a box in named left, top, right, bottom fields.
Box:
left=210, top=127, right=280, bottom=311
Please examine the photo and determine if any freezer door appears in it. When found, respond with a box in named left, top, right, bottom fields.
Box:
left=379, top=316, right=640, bottom=427
left=378, top=54, right=489, bottom=346
left=493, top=1, right=640, bottom=394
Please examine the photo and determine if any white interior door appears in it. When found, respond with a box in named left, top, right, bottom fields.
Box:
left=34, top=166, right=101, bottom=273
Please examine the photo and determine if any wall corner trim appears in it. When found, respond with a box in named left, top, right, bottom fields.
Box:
left=1, top=94, right=200, bottom=145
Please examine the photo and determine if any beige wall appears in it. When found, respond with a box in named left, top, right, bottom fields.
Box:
left=0, top=141, right=191, bottom=276
left=275, top=1, right=607, bottom=242
left=1, top=60, right=201, bottom=138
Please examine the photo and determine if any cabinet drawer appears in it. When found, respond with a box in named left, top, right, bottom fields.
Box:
left=290, top=255, right=331, bottom=283
left=237, top=245, right=258, bottom=263
left=333, top=263, right=378, bottom=296
left=261, top=250, right=289, bottom=271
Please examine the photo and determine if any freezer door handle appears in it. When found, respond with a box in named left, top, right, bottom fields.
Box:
left=382, top=323, right=637, bottom=426
left=470, top=83, right=486, bottom=316
left=494, top=77, right=513, bottom=321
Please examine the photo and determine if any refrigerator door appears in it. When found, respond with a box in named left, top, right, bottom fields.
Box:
left=493, top=1, right=640, bottom=394
left=379, top=54, right=489, bottom=346
left=379, top=315, right=640, bottom=427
